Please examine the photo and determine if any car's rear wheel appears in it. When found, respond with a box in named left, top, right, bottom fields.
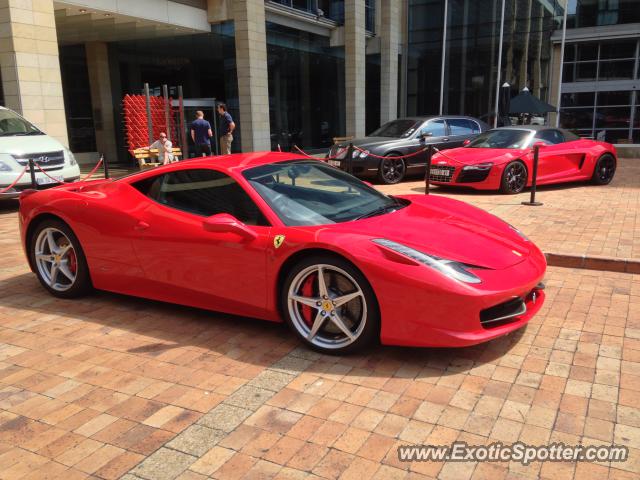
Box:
left=281, top=255, right=379, bottom=354
left=378, top=154, right=406, bottom=184
left=591, top=153, right=616, bottom=185
left=30, top=219, right=91, bottom=298
left=500, top=161, right=528, bottom=194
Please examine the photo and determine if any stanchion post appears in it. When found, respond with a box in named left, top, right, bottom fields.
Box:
left=29, top=159, right=37, bottom=189
left=102, top=154, right=109, bottom=179
left=425, top=144, right=434, bottom=195
left=347, top=143, right=354, bottom=175
left=522, top=143, right=543, bottom=206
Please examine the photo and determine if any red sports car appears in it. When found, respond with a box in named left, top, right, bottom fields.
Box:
left=19, top=153, right=546, bottom=354
left=428, top=126, right=617, bottom=194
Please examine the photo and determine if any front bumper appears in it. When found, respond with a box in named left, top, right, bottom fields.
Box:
left=374, top=251, right=547, bottom=348
left=428, top=164, right=503, bottom=190
left=325, top=155, right=379, bottom=178
left=0, top=164, right=81, bottom=199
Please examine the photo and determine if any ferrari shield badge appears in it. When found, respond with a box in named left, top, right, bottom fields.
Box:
left=274, top=235, right=285, bottom=249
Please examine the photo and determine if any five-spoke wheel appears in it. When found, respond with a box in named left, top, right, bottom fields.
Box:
left=283, top=256, right=378, bottom=354
left=30, top=219, right=90, bottom=298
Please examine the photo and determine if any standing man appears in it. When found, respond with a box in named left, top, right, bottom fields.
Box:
left=191, top=110, right=213, bottom=157
left=217, top=103, right=235, bottom=155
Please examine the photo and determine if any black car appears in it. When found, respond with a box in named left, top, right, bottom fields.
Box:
left=327, top=116, right=490, bottom=184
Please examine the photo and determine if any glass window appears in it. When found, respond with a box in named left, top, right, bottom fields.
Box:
left=0, top=109, right=42, bottom=136
left=576, top=62, right=598, bottom=82
left=370, top=119, right=421, bottom=138
left=595, top=107, right=631, bottom=128
left=243, top=161, right=403, bottom=226
left=534, top=129, right=565, bottom=145
left=598, top=60, right=635, bottom=80
left=420, top=119, right=447, bottom=137
left=561, top=92, right=595, bottom=107
left=600, top=40, right=637, bottom=60
left=597, top=91, right=632, bottom=106
left=447, top=118, right=480, bottom=135
left=577, top=44, right=599, bottom=61
left=468, top=129, right=531, bottom=149
left=560, top=108, right=594, bottom=130
left=135, top=169, right=269, bottom=226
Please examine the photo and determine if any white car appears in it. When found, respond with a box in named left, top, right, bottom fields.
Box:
left=0, top=106, right=80, bottom=199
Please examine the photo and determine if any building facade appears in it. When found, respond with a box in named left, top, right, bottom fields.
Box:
left=0, top=0, right=637, bottom=166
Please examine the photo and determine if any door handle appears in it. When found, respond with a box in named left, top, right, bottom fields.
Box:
left=134, top=221, right=150, bottom=231
left=442, top=138, right=449, bottom=142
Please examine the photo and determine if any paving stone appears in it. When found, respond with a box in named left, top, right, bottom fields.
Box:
left=248, top=370, right=296, bottom=392
left=224, top=385, right=276, bottom=411
left=131, top=447, right=196, bottom=480
left=166, top=424, right=226, bottom=456
left=197, top=404, right=253, bottom=432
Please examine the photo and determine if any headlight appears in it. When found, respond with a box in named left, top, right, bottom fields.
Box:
left=372, top=238, right=482, bottom=284
left=359, top=150, right=370, bottom=158
left=462, top=162, right=493, bottom=171
left=352, top=149, right=360, bottom=158
left=0, top=160, right=14, bottom=172
left=509, top=224, right=530, bottom=242
left=336, top=148, right=347, bottom=160
left=65, top=148, right=77, bottom=166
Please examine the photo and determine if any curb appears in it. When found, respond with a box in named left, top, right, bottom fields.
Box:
left=545, top=252, right=640, bottom=274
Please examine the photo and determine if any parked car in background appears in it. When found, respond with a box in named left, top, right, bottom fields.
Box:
left=326, top=116, right=489, bottom=184
left=0, top=106, right=80, bottom=199
left=428, top=126, right=617, bottom=194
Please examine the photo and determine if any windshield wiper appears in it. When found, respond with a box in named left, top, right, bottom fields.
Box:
left=355, top=203, right=402, bottom=220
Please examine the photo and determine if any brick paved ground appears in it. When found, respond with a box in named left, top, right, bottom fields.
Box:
left=1, top=165, right=639, bottom=479
left=378, top=157, right=640, bottom=261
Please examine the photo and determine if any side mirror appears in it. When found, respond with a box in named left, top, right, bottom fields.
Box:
left=532, top=141, right=546, bottom=149
left=202, top=213, right=257, bottom=240
left=463, top=139, right=471, bottom=146
left=419, top=131, right=433, bottom=141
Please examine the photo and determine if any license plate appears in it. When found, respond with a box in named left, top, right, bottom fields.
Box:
left=327, top=160, right=341, bottom=167
left=430, top=168, right=451, bottom=177
left=37, top=174, right=63, bottom=185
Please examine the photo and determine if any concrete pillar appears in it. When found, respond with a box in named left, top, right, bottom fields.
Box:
left=0, top=0, right=68, bottom=146
left=379, top=0, right=399, bottom=125
left=85, top=42, right=118, bottom=165
left=345, top=0, right=366, bottom=138
left=233, top=0, right=270, bottom=152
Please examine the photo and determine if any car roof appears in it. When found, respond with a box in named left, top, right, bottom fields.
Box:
left=399, top=115, right=483, bottom=122
left=497, top=125, right=554, bottom=132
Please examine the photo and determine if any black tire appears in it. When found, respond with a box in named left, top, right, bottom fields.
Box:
left=378, top=154, right=406, bottom=184
left=500, top=160, right=528, bottom=194
left=280, top=254, right=380, bottom=354
left=591, top=153, right=616, bottom=185
left=29, top=218, right=91, bottom=298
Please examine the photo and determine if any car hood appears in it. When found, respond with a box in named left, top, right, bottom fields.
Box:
left=334, top=136, right=404, bottom=149
left=320, top=195, right=533, bottom=270
left=432, top=147, right=526, bottom=166
left=0, top=134, right=65, bottom=155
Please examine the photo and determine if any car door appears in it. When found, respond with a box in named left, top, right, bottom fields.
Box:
left=534, top=129, right=583, bottom=181
left=445, top=118, right=482, bottom=147
left=406, top=119, right=449, bottom=171
left=129, top=168, right=273, bottom=319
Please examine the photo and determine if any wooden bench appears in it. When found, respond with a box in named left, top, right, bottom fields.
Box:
left=133, top=147, right=183, bottom=169
left=332, top=136, right=354, bottom=145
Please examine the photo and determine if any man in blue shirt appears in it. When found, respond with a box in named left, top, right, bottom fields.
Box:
left=190, top=111, right=213, bottom=157
left=217, top=103, right=235, bottom=155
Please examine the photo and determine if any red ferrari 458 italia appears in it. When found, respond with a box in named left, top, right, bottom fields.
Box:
left=19, top=153, right=546, bottom=354
left=428, top=126, right=617, bottom=194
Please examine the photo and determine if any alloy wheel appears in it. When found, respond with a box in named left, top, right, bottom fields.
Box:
left=381, top=158, right=405, bottom=183
left=287, top=264, right=367, bottom=350
left=34, top=227, right=77, bottom=292
left=597, top=156, right=616, bottom=183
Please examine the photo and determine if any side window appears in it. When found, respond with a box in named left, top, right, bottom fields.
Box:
left=420, top=119, right=447, bottom=137
left=447, top=119, right=479, bottom=135
left=133, top=169, right=269, bottom=226
left=535, top=129, right=564, bottom=145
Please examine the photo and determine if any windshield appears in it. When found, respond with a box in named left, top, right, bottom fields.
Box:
left=0, top=109, right=42, bottom=136
left=243, top=161, right=404, bottom=226
left=369, top=119, right=421, bottom=138
left=468, top=129, right=532, bottom=149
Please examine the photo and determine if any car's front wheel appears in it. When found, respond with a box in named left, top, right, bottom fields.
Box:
left=29, top=219, right=91, bottom=298
left=500, top=161, right=528, bottom=194
left=591, top=153, right=616, bottom=185
left=378, top=154, right=406, bottom=184
left=281, top=255, right=379, bottom=354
